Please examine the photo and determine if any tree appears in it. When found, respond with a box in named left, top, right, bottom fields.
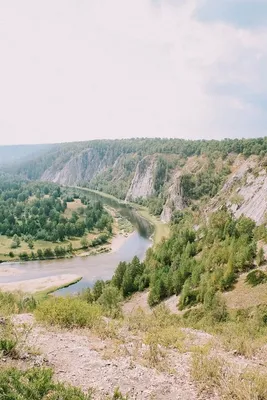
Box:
left=112, top=261, right=127, bottom=290
left=98, top=286, right=122, bottom=317
left=28, top=239, right=34, bottom=249
left=43, top=248, right=54, bottom=258
left=93, top=280, right=105, bottom=300
left=256, top=247, right=265, bottom=267
left=80, top=236, right=89, bottom=249
left=11, top=234, right=20, bottom=249
left=37, top=249, right=43, bottom=259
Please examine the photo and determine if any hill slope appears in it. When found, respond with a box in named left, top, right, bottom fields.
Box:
left=8, top=137, right=267, bottom=222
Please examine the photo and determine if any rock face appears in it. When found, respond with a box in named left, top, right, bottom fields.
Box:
left=41, top=148, right=116, bottom=186
left=229, top=170, right=267, bottom=225
left=211, top=156, right=267, bottom=225
left=126, top=156, right=156, bottom=201
left=161, top=172, right=185, bottom=223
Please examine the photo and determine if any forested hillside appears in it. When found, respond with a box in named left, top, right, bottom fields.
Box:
left=0, top=174, right=113, bottom=261
left=6, top=137, right=267, bottom=222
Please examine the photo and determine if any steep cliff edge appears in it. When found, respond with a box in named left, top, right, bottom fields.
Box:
left=126, top=156, right=156, bottom=201
left=160, top=172, right=185, bottom=222
left=210, top=155, right=267, bottom=225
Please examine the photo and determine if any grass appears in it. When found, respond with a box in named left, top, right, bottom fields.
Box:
left=0, top=235, right=77, bottom=261
left=223, top=270, right=267, bottom=309
left=0, top=290, right=37, bottom=315
left=0, top=367, right=93, bottom=399
left=134, top=205, right=170, bottom=245
left=191, top=351, right=267, bottom=400
left=34, top=276, right=83, bottom=301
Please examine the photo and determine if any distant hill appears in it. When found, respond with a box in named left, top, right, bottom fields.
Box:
left=0, top=143, right=56, bottom=166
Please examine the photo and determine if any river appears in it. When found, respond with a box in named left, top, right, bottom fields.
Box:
left=0, top=190, right=153, bottom=294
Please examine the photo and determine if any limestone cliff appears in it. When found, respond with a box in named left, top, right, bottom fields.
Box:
left=209, top=155, right=267, bottom=225
left=126, top=156, right=156, bottom=201
left=161, top=172, right=185, bottom=223
left=41, top=148, right=115, bottom=185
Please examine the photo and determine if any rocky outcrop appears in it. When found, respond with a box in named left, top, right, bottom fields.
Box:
left=209, top=156, right=267, bottom=225
left=126, top=156, right=156, bottom=201
left=161, top=172, right=185, bottom=223
left=41, top=148, right=116, bottom=186
left=228, top=170, right=267, bottom=225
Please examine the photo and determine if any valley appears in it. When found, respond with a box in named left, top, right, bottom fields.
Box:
left=2, top=137, right=267, bottom=399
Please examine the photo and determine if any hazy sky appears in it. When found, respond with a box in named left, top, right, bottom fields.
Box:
left=0, top=0, right=267, bottom=145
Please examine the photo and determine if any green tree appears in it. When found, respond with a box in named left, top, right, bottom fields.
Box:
left=256, top=247, right=265, bottom=267
left=98, top=285, right=122, bottom=317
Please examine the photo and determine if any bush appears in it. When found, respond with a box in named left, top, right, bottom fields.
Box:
left=35, top=297, right=103, bottom=328
left=0, top=367, right=92, bottom=399
left=98, top=285, right=122, bottom=317
left=246, top=270, right=267, bottom=286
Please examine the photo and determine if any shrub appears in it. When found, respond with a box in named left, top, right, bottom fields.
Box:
left=0, top=367, right=92, bottom=399
left=246, top=270, right=267, bottom=286
left=0, top=290, right=36, bottom=315
left=35, top=297, right=103, bottom=328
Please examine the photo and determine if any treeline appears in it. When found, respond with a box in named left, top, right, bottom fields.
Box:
left=0, top=175, right=112, bottom=244
left=8, top=136, right=267, bottom=181
left=14, top=244, right=73, bottom=261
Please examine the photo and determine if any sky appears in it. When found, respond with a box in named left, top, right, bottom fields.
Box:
left=0, top=0, right=267, bottom=145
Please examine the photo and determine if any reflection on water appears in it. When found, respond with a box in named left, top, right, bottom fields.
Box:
left=0, top=191, right=153, bottom=294
left=81, top=189, right=153, bottom=238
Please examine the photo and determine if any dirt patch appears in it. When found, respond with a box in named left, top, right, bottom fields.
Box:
left=122, top=292, right=180, bottom=315
left=11, top=314, right=206, bottom=400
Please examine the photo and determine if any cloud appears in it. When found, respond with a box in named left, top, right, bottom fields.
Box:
left=0, top=0, right=266, bottom=144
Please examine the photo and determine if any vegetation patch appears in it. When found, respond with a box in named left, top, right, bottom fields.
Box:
left=0, top=367, right=93, bottom=399
left=246, top=269, right=267, bottom=286
left=0, top=176, right=113, bottom=261
left=35, top=296, right=103, bottom=328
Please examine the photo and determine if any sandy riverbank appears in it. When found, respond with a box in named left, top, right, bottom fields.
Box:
left=79, top=231, right=134, bottom=257
left=0, top=274, right=81, bottom=293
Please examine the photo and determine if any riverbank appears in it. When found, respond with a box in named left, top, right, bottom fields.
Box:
left=0, top=274, right=82, bottom=294
left=75, top=187, right=170, bottom=245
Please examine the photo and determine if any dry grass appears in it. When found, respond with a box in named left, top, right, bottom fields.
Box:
left=64, top=198, right=84, bottom=217
left=191, top=351, right=267, bottom=400
left=0, top=234, right=81, bottom=258
left=223, top=270, right=267, bottom=309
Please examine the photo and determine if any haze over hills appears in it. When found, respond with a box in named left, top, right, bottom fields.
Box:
left=0, top=143, right=56, bottom=166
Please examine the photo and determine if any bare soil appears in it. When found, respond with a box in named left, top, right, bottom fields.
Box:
left=11, top=314, right=210, bottom=400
